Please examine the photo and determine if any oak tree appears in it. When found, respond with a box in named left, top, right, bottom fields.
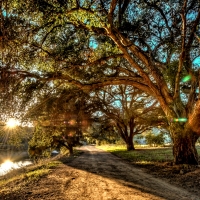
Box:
left=90, top=85, right=166, bottom=150
left=1, top=0, right=200, bottom=164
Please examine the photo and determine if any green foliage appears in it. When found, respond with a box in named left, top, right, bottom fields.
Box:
left=29, top=125, right=53, bottom=149
left=134, top=135, right=145, bottom=145
left=27, top=89, right=93, bottom=158
left=0, top=0, right=199, bottom=165
left=90, top=122, right=120, bottom=145
left=144, top=132, right=165, bottom=147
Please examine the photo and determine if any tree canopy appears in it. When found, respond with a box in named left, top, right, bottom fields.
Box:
left=89, top=85, right=166, bottom=150
left=0, top=0, right=200, bottom=164
left=27, top=87, right=92, bottom=157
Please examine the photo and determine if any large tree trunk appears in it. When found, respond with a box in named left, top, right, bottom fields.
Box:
left=69, top=145, right=73, bottom=156
left=171, top=126, right=199, bottom=165
left=126, top=134, right=135, bottom=151
left=126, top=118, right=135, bottom=151
left=160, top=99, right=199, bottom=165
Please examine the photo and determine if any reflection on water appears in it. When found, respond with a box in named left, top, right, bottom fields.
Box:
left=0, top=160, right=32, bottom=176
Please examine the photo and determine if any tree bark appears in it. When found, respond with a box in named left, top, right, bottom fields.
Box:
left=126, top=135, right=135, bottom=151
left=160, top=100, right=199, bottom=165
left=171, top=127, right=199, bottom=165
left=69, top=145, right=74, bottom=156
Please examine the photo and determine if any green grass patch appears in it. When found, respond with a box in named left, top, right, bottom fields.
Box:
left=0, top=168, right=50, bottom=193
left=24, top=160, right=62, bottom=179
left=98, top=145, right=200, bottom=164
left=98, top=145, right=173, bottom=163
left=45, top=160, right=62, bottom=169
left=25, top=168, right=50, bottom=181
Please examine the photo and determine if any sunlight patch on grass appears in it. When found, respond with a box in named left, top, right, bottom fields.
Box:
left=98, top=145, right=126, bottom=152
left=45, top=160, right=62, bottom=169
left=25, top=168, right=50, bottom=181
left=135, top=160, right=154, bottom=164
left=97, top=145, right=174, bottom=163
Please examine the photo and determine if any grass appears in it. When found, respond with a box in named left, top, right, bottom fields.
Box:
left=0, top=174, right=23, bottom=187
left=0, top=149, right=82, bottom=190
left=25, top=168, right=50, bottom=181
left=0, top=159, right=62, bottom=189
left=97, top=145, right=200, bottom=164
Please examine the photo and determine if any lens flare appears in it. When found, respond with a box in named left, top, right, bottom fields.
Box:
left=68, top=119, right=76, bottom=125
left=172, top=118, right=187, bottom=122
left=181, top=75, right=191, bottom=82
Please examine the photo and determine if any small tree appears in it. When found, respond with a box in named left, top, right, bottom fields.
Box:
left=28, top=124, right=81, bottom=161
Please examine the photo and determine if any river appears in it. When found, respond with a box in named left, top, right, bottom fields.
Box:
left=0, top=160, right=33, bottom=176
left=0, top=150, right=33, bottom=176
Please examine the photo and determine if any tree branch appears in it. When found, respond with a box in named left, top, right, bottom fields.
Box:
left=108, top=0, right=118, bottom=25
left=62, top=54, right=124, bottom=69
left=173, top=0, right=187, bottom=99
left=194, top=33, right=200, bottom=43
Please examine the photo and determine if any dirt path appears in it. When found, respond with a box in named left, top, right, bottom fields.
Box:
left=1, top=146, right=199, bottom=200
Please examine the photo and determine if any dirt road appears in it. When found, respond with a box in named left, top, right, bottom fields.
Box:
left=1, top=146, right=199, bottom=200
left=62, top=146, right=199, bottom=200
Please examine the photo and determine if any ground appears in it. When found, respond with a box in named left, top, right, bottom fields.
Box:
left=0, top=146, right=200, bottom=200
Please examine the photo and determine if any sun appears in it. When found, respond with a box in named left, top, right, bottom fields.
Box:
left=6, top=118, right=18, bottom=128
left=1, top=160, right=13, bottom=171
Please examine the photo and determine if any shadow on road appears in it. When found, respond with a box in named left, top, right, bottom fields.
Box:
left=59, top=145, right=197, bottom=200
